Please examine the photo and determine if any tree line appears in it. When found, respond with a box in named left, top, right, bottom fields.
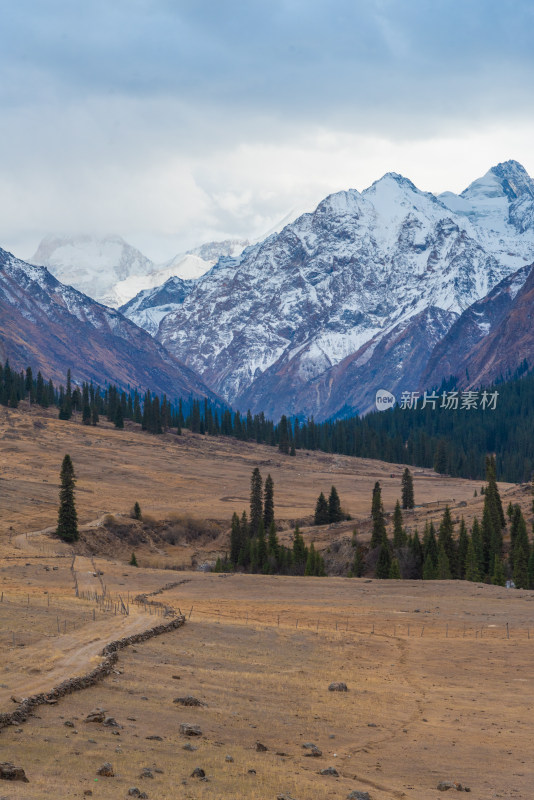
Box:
left=6, top=358, right=534, bottom=483
left=353, top=457, right=534, bottom=588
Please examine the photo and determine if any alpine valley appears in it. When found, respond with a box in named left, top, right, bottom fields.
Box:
left=3, top=159, right=534, bottom=421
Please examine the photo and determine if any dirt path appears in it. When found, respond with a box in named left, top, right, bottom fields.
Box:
left=0, top=604, right=155, bottom=710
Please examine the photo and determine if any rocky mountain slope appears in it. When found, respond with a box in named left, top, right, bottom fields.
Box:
left=118, top=276, right=194, bottom=337
left=0, top=247, right=219, bottom=402
left=156, top=161, right=534, bottom=419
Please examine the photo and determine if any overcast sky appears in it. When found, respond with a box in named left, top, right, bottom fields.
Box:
left=2, top=0, right=534, bottom=262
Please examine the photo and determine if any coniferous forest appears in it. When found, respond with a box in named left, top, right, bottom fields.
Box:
left=3, top=359, right=534, bottom=483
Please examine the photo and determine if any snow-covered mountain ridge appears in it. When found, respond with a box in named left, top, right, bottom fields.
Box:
left=153, top=160, right=534, bottom=419
left=30, top=236, right=248, bottom=308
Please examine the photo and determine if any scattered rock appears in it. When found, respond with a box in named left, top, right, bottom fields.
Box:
left=347, top=792, right=371, bottom=800
left=172, top=675, right=180, bottom=679
left=174, top=696, right=204, bottom=707
left=96, top=762, right=114, bottom=777
left=437, top=781, right=470, bottom=792
left=303, top=743, right=322, bottom=757
left=328, top=682, right=348, bottom=692
left=0, top=762, right=29, bottom=782
left=320, top=766, right=339, bottom=776
left=103, top=716, right=120, bottom=727
left=83, top=791, right=93, bottom=797
left=180, top=723, right=202, bottom=736
left=146, top=735, right=163, bottom=741
left=140, top=768, right=153, bottom=779
left=367, top=723, right=377, bottom=728
left=248, top=769, right=256, bottom=774
left=127, top=787, right=141, bottom=796
left=225, top=755, right=234, bottom=762
left=191, top=767, right=206, bottom=778
left=183, top=743, right=197, bottom=751
left=85, top=708, right=106, bottom=723
left=256, top=741, right=268, bottom=751
left=277, top=795, right=297, bottom=800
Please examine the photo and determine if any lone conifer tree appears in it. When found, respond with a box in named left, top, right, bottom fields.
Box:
left=328, top=486, right=343, bottom=523
left=250, top=467, right=263, bottom=536
left=370, top=482, right=387, bottom=548
left=56, top=454, right=78, bottom=542
left=314, top=492, right=329, bottom=525
left=263, top=474, right=275, bottom=529
left=401, top=468, right=414, bottom=509
left=133, top=501, right=142, bottom=520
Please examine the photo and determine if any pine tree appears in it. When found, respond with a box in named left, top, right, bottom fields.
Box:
left=314, top=492, right=329, bottom=525
left=263, top=474, right=275, bottom=529
left=133, top=501, right=142, bottom=520
left=392, top=500, right=406, bottom=547
left=267, top=520, right=280, bottom=564
left=328, top=485, right=343, bottom=523
left=457, top=518, right=468, bottom=580
left=230, top=512, right=241, bottom=565
left=401, top=467, right=414, bottom=509
left=256, top=519, right=267, bottom=571
left=513, top=542, right=529, bottom=589
left=351, top=545, right=365, bottom=577
left=438, top=505, right=458, bottom=578
left=375, top=541, right=391, bottom=578
left=292, top=526, right=308, bottom=573
left=114, top=403, right=124, bottom=429
left=527, top=548, right=534, bottom=590
left=370, top=482, right=387, bottom=548
left=278, top=415, right=290, bottom=454
left=130, top=551, right=138, bottom=567
left=464, top=536, right=480, bottom=582
left=470, top=517, right=485, bottom=577
left=410, top=529, right=423, bottom=579
left=305, top=542, right=316, bottom=576
left=491, top=555, right=505, bottom=586
left=250, top=467, right=263, bottom=536
left=389, top=557, right=401, bottom=579
left=433, top=440, right=448, bottom=474
left=56, top=454, right=78, bottom=542
left=437, top=541, right=452, bottom=579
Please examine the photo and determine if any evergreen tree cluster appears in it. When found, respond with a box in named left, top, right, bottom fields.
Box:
left=352, top=456, right=534, bottom=587
left=222, top=468, right=326, bottom=577
left=314, top=486, right=344, bottom=525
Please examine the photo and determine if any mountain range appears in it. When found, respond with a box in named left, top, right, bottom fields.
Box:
left=0, top=248, right=218, bottom=403
left=5, top=159, right=534, bottom=420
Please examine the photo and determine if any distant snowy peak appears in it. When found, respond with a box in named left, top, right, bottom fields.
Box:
left=439, top=159, right=534, bottom=240
left=187, top=239, right=248, bottom=263
left=31, top=234, right=154, bottom=307
left=119, top=276, right=194, bottom=336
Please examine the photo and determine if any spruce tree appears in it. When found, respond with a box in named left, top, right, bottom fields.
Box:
left=133, top=501, right=142, bottom=520
left=256, top=519, right=267, bottom=571
left=464, top=536, right=480, bottom=582
left=314, top=492, right=329, bottom=525
left=491, top=555, right=505, bottom=586
left=470, top=517, right=485, bottom=577
left=437, top=541, right=452, bottom=579
left=263, top=474, right=275, bottom=529
left=328, top=485, right=343, bottom=523
left=230, top=512, right=241, bottom=565
left=292, top=526, right=308, bottom=573
left=410, top=529, right=423, bottom=579
left=370, top=482, right=387, bottom=548
left=389, top=557, right=401, bottom=579
left=250, top=467, right=263, bottom=536
left=267, top=520, right=280, bottom=564
left=305, top=542, right=316, bottom=576
left=114, top=403, right=124, bottom=429
left=130, top=551, right=138, bottom=567
left=438, top=506, right=458, bottom=578
left=527, top=548, right=534, bottom=590
left=375, top=541, right=391, bottom=578
left=401, top=467, right=414, bottom=509
left=56, top=454, right=78, bottom=542
left=278, top=415, right=290, bottom=454
left=457, top=518, right=468, bottom=580
left=392, top=500, right=406, bottom=547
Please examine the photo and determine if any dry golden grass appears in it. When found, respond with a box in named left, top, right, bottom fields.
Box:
left=1, top=404, right=534, bottom=798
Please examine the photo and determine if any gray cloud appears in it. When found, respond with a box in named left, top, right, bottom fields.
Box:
left=1, top=1, right=534, bottom=260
